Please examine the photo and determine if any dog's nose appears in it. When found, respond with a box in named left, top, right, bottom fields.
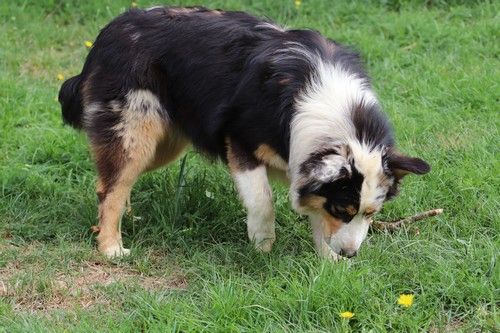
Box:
left=339, top=249, right=358, bottom=258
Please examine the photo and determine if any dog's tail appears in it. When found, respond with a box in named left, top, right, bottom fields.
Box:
left=59, top=74, right=84, bottom=129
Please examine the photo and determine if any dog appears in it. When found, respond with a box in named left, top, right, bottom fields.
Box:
left=59, top=6, right=430, bottom=259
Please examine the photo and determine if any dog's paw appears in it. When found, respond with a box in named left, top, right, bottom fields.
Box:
left=324, top=249, right=347, bottom=262
left=253, top=235, right=275, bottom=253
left=248, top=220, right=275, bottom=253
left=318, top=242, right=346, bottom=263
left=101, top=244, right=131, bottom=258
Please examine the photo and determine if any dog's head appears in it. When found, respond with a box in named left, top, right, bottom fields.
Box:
left=296, top=143, right=430, bottom=257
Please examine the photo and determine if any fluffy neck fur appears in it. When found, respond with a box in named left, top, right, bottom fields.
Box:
left=289, top=58, right=384, bottom=208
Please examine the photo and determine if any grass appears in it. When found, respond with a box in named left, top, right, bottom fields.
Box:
left=0, top=0, right=498, bottom=331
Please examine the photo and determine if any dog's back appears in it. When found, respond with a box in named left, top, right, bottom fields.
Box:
left=59, top=6, right=341, bottom=158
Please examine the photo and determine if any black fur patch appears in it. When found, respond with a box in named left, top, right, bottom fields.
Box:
left=60, top=6, right=370, bottom=164
left=227, top=139, right=260, bottom=171
left=328, top=42, right=369, bottom=82
left=299, top=162, right=364, bottom=223
left=386, top=151, right=431, bottom=175
left=59, top=75, right=83, bottom=128
left=352, top=101, right=394, bottom=150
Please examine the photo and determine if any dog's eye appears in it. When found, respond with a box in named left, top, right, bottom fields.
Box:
left=334, top=205, right=345, bottom=212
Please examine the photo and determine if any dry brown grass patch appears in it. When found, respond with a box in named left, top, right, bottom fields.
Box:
left=0, top=244, right=187, bottom=313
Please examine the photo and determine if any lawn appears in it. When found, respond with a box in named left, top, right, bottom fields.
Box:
left=0, top=0, right=498, bottom=331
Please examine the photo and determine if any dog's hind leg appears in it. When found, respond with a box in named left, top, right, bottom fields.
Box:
left=226, top=139, right=276, bottom=252
left=90, top=90, right=175, bottom=258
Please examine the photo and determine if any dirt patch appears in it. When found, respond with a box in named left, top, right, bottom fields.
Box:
left=0, top=246, right=187, bottom=312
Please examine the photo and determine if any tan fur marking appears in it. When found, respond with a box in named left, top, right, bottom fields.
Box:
left=254, top=144, right=288, bottom=170
left=93, top=89, right=180, bottom=257
left=346, top=205, right=357, bottom=216
left=226, top=137, right=239, bottom=173
left=116, top=119, right=166, bottom=162
left=322, top=215, right=343, bottom=238
left=299, top=194, right=326, bottom=211
left=226, top=137, right=260, bottom=172
left=96, top=188, right=129, bottom=254
left=95, top=153, right=153, bottom=256
left=96, top=141, right=163, bottom=256
left=147, top=127, right=189, bottom=171
left=364, top=207, right=376, bottom=216
left=300, top=195, right=343, bottom=240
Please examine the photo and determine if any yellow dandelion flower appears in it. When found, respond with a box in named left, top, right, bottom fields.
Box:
left=84, top=40, right=93, bottom=48
left=131, top=2, right=137, bottom=8
left=339, top=311, right=354, bottom=319
left=398, top=294, right=415, bottom=308
left=294, top=0, right=302, bottom=9
left=56, top=73, right=65, bottom=81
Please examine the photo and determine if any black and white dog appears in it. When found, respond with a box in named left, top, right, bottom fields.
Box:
left=59, top=6, right=430, bottom=259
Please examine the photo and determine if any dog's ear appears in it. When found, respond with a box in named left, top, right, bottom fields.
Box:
left=301, top=144, right=351, bottom=183
left=382, top=149, right=430, bottom=201
left=384, top=149, right=430, bottom=179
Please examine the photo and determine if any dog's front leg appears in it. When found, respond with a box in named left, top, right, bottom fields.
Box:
left=309, top=214, right=344, bottom=262
left=232, top=165, right=276, bottom=252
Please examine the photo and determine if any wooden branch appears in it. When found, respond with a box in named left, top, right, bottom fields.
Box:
left=371, top=208, right=443, bottom=232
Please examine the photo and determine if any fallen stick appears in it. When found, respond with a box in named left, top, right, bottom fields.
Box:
left=372, top=208, right=443, bottom=232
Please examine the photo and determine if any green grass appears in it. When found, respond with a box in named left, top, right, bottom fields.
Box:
left=0, top=0, right=498, bottom=331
